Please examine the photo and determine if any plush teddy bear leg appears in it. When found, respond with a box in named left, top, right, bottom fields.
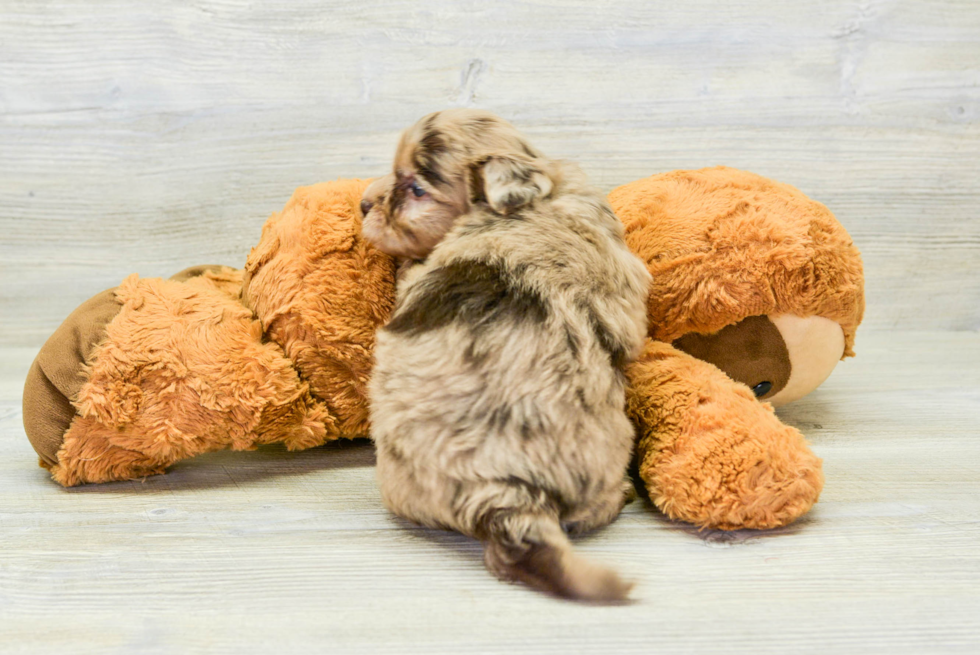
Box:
left=625, top=339, right=824, bottom=530
left=25, top=270, right=341, bottom=486
left=48, top=390, right=334, bottom=487
left=47, top=417, right=169, bottom=486
left=48, top=389, right=333, bottom=486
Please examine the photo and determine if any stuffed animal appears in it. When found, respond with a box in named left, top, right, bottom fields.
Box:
left=22, top=168, right=863, bottom=531
left=610, top=167, right=864, bottom=529
left=22, top=179, right=392, bottom=486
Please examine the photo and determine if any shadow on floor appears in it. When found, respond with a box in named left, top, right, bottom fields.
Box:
left=64, top=439, right=377, bottom=494
left=64, top=438, right=813, bottom=544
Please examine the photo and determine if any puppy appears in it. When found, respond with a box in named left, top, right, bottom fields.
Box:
left=362, top=109, right=651, bottom=602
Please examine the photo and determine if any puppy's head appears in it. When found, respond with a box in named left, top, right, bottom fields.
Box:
left=361, top=109, right=554, bottom=260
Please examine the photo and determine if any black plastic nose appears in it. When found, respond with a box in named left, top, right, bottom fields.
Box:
left=360, top=199, right=373, bottom=216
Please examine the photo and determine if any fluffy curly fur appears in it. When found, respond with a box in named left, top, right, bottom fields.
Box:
left=364, top=109, right=651, bottom=602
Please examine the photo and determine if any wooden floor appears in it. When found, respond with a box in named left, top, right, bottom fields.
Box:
left=1, top=329, right=978, bottom=654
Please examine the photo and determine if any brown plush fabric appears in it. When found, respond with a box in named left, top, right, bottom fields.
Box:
left=608, top=167, right=864, bottom=357
left=243, top=178, right=396, bottom=439
left=22, top=288, right=122, bottom=467
left=50, top=273, right=333, bottom=486
left=626, top=339, right=824, bottom=530
left=673, top=315, right=791, bottom=400
left=23, top=360, right=75, bottom=467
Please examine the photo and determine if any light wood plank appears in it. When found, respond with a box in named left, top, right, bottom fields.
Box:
left=1, top=331, right=979, bottom=654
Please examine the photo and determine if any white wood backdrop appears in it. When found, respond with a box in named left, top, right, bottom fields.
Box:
left=2, top=3, right=980, bottom=653
left=2, top=0, right=979, bottom=346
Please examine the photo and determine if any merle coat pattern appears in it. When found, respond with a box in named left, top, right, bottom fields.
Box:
left=362, top=109, right=651, bottom=602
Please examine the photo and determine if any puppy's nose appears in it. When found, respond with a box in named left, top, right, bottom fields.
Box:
left=360, top=199, right=373, bottom=216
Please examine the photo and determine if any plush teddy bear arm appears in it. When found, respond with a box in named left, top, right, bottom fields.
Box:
left=625, top=338, right=824, bottom=530
left=242, top=179, right=396, bottom=439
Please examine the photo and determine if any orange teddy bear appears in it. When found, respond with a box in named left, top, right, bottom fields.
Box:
left=612, top=167, right=863, bottom=529
left=22, top=168, right=863, bottom=530
left=22, top=179, right=393, bottom=486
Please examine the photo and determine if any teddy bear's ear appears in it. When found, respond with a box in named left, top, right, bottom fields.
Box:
left=470, top=153, right=554, bottom=214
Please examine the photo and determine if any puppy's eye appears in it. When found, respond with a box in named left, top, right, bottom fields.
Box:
left=410, top=181, right=427, bottom=198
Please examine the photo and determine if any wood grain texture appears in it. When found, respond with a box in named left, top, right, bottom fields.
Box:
left=2, top=4, right=979, bottom=651
left=1, top=330, right=979, bottom=654
left=2, top=0, right=979, bottom=345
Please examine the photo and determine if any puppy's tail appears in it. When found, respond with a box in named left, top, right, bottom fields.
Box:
left=480, top=508, right=632, bottom=603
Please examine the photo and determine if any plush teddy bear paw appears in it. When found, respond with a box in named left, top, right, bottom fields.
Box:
left=644, top=412, right=824, bottom=531
left=627, top=340, right=824, bottom=531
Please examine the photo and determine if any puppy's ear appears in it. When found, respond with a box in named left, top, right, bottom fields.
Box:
left=471, top=154, right=553, bottom=214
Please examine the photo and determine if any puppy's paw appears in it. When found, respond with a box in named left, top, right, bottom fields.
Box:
left=622, top=477, right=638, bottom=505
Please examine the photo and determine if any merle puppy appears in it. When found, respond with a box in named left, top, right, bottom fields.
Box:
left=361, top=109, right=650, bottom=602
